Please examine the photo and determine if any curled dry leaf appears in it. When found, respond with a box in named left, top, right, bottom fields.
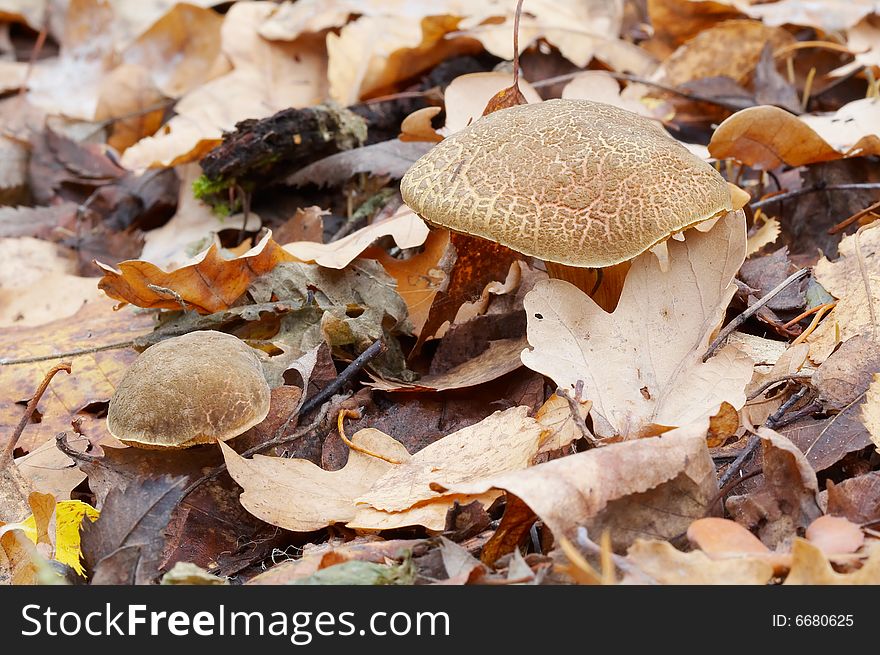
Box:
left=746, top=217, right=781, bottom=257
left=399, top=107, right=443, bottom=143
left=521, top=211, right=752, bottom=439
left=446, top=421, right=717, bottom=555
left=726, top=428, right=822, bottom=549
left=220, top=432, right=410, bottom=533
left=442, top=73, right=542, bottom=135
left=861, top=373, right=880, bottom=454
left=709, top=100, right=880, bottom=169
left=98, top=231, right=294, bottom=314
left=784, top=539, right=880, bottom=585
left=625, top=539, right=774, bottom=585
left=282, top=205, right=429, bottom=269
left=806, top=227, right=880, bottom=363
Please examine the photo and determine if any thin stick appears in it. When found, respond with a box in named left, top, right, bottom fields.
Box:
left=3, top=363, right=71, bottom=466
left=703, top=268, right=810, bottom=362
left=296, top=339, right=386, bottom=418
left=782, top=301, right=837, bottom=329
left=751, top=183, right=880, bottom=210
left=55, top=432, right=101, bottom=464
left=855, top=224, right=879, bottom=341
left=555, top=387, right=599, bottom=448
left=746, top=373, right=814, bottom=401
left=828, top=199, right=880, bottom=234
left=337, top=408, right=403, bottom=464
left=0, top=340, right=138, bottom=366
left=512, top=0, right=524, bottom=88
left=790, top=303, right=836, bottom=345
left=531, top=71, right=753, bottom=112
left=718, top=386, right=809, bottom=488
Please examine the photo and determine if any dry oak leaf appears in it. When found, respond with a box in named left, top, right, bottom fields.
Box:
left=221, top=432, right=411, bottom=533
left=805, top=515, right=865, bottom=556
left=353, top=406, right=544, bottom=514
left=745, top=217, right=781, bottom=257
left=366, top=337, right=527, bottom=393
left=653, top=19, right=794, bottom=88
left=687, top=517, right=790, bottom=573
left=97, top=231, right=295, bottom=314
left=521, top=210, right=752, bottom=439
left=625, top=539, right=774, bottom=585
left=708, top=99, right=880, bottom=169
left=735, top=0, right=878, bottom=32
left=0, top=299, right=153, bottom=453
left=784, top=538, right=880, bottom=585
left=447, top=420, right=717, bottom=553
left=861, top=373, right=880, bottom=454
left=122, top=2, right=326, bottom=169
left=282, top=205, right=429, bottom=269
left=806, top=227, right=880, bottom=363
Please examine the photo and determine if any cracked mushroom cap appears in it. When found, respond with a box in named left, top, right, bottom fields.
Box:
left=107, top=330, right=270, bottom=449
left=401, top=98, right=738, bottom=268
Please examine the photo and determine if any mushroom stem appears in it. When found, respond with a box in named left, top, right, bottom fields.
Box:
left=545, top=261, right=631, bottom=313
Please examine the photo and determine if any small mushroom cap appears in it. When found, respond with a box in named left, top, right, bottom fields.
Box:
left=107, top=330, right=270, bottom=449
left=401, top=98, right=734, bottom=268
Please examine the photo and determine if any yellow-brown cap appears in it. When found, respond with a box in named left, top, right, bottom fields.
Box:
left=107, top=330, right=270, bottom=449
left=401, top=99, right=734, bottom=268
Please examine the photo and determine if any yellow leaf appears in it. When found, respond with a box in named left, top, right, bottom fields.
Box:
left=20, top=500, right=99, bottom=577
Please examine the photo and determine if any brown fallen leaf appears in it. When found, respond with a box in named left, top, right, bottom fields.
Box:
left=826, top=472, right=880, bottom=524
left=94, top=63, right=165, bottom=153
left=446, top=420, right=717, bottom=556
left=807, top=227, right=880, bottom=363
left=653, top=19, right=793, bottom=88
left=0, top=299, right=153, bottom=453
left=625, top=539, right=774, bottom=585
left=399, top=106, right=443, bottom=143
left=282, top=205, right=429, bottom=269
left=709, top=101, right=880, bottom=169
left=805, top=515, right=865, bottom=556
left=442, top=72, right=542, bottom=134
left=97, top=231, right=295, bottom=314
left=814, top=336, right=880, bottom=412
left=784, top=538, right=880, bottom=585
left=522, top=211, right=752, bottom=439
left=861, top=373, right=880, bottom=454
left=367, top=338, right=527, bottom=392
left=80, top=475, right=187, bottom=584
left=726, top=428, right=822, bottom=549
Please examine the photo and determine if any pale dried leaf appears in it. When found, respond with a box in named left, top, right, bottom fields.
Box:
left=784, top=539, right=880, bottom=584
left=282, top=205, right=429, bottom=269
left=220, top=432, right=411, bottom=532
left=443, top=72, right=542, bottom=134
left=862, top=373, right=880, bottom=454
left=626, top=539, right=774, bottom=585
left=521, top=211, right=751, bottom=438
left=746, top=217, right=781, bottom=257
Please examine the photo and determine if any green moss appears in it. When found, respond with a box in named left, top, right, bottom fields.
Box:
left=191, top=174, right=230, bottom=200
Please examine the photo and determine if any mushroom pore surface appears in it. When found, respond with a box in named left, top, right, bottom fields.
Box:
left=401, top=98, right=733, bottom=268
left=107, top=330, right=270, bottom=449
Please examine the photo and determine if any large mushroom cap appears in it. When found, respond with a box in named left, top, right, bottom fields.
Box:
left=401, top=98, right=734, bottom=268
left=107, top=330, right=270, bottom=449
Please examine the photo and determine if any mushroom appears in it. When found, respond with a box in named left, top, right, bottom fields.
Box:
left=400, top=98, right=748, bottom=311
left=107, top=330, right=271, bottom=449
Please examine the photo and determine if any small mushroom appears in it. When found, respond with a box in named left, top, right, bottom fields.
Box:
left=107, top=330, right=271, bottom=449
left=401, top=98, right=748, bottom=310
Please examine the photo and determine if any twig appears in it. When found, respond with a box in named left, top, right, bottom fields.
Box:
left=17, top=7, right=49, bottom=96
left=0, top=301, right=302, bottom=366
left=555, top=387, right=599, bottom=448
left=718, top=386, right=810, bottom=488
left=574, top=527, right=656, bottom=584
left=706, top=468, right=764, bottom=513
left=531, top=70, right=752, bottom=112
left=854, top=223, right=880, bottom=342
left=337, top=408, right=403, bottom=464
left=55, top=432, right=102, bottom=464
left=790, top=302, right=836, bottom=345
left=296, top=339, right=386, bottom=418
left=828, top=199, right=880, bottom=234
left=746, top=373, right=813, bottom=401
left=782, top=302, right=837, bottom=329
left=751, top=183, right=880, bottom=210
left=3, top=363, right=71, bottom=466
left=703, top=268, right=810, bottom=361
